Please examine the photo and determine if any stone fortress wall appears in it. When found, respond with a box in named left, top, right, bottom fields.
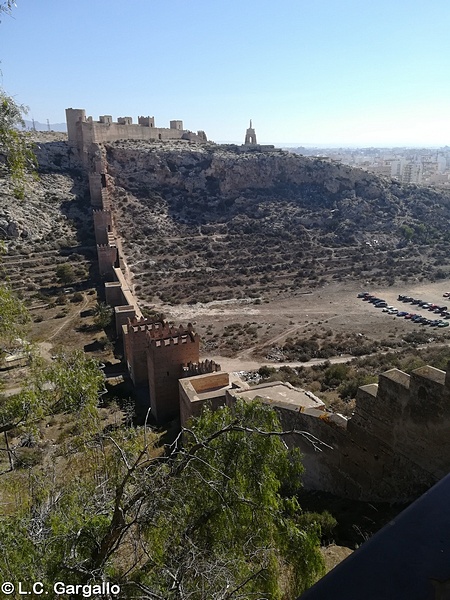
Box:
left=182, top=362, right=450, bottom=502
left=67, top=108, right=218, bottom=423
left=66, top=108, right=207, bottom=163
left=67, top=107, right=450, bottom=502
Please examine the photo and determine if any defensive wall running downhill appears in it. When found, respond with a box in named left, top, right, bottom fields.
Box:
left=67, top=106, right=450, bottom=502
left=181, top=362, right=450, bottom=502
left=68, top=107, right=219, bottom=424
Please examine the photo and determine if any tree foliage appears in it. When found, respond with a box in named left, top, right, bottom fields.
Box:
left=93, top=301, right=113, bottom=329
left=0, top=1, right=16, bottom=17
left=0, top=401, right=326, bottom=598
left=0, top=88, right=35, bottom=198
left=55, top=263, right=75, bottom=285
left=0, top=283, right=29, bottom=345
left=0, top=350, right=105, bottom=438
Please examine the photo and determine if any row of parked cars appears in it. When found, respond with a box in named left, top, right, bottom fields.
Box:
left=357, top=292, right=450, bottom=328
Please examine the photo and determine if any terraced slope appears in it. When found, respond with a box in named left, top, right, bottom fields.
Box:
left=102, top=141, right=450, bottom=304
left=0, top=132, right=95, bottom=301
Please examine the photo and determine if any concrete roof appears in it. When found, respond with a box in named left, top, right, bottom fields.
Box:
left=232, top=381, right=325, bottom=411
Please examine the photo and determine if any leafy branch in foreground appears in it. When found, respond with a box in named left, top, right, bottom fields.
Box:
left=0, top=1, right=16, bottom=16
left=0, top=88, right=36, bottom=198
left=0, top=401, right=329, bottom=599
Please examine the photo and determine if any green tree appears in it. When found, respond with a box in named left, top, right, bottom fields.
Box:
left=0, top=88, right=35, bottom=198
left=55, top=263, right=75, bottom=284
left=0, top=401, right=325, bottom=599
left=0, top=284, right=29, bottom=346
left=93, top=301, right=113, bottom=329
left=0, top=350, right=105, bottom=460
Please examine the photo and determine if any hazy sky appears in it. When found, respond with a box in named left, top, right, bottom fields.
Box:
left=1, top=0, right=450, bottom=146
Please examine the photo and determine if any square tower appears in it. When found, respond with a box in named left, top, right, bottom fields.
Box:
left=147, top=324, right=199, bottom=423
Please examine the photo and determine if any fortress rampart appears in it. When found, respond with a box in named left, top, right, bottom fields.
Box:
left=69, top=105, right=450, bottom=501
left=66, top=108, right=207, bottom=163
left=225, top=362, right=450, bottom=502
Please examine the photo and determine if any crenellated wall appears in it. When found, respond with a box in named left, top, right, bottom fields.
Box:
left=147, top=325, right=200, bottom=423
left=225, top=362, right=450, bottom=502
left=66, top=108, right=208, bottom=161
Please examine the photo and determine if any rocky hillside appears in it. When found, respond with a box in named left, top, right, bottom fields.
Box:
left=103, top=141, right=450, bottom=304
left=0, top=133, right=95, bottom=297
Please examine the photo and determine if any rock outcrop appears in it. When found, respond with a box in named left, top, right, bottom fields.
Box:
left=98, top=141, right=450, bottom=303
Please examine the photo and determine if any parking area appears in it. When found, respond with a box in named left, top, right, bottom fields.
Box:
left=358, top=292, right=450, bottom=328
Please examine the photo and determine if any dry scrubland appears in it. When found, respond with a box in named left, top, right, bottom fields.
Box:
left=0, top=133, right=117, bottom=390
left=3, top=135, right=450, bottom=556
left=104, top=140, right=450, bottom=309
left=3, top=135, right=450, bottom=382
left=100, top=140, right=450, bottom=373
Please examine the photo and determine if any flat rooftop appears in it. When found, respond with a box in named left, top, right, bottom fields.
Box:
left=233, top=381, right=325, bottom=411
left=180, top=372, right=248, bottom=404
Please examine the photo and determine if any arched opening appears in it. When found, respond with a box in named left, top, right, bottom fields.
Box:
left=418, top=385, right=428, bottom=403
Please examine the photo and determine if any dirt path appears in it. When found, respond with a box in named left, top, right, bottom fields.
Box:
left=45, top=293, right=89, bottom=342
left=208, top=354, right=355, bottom=373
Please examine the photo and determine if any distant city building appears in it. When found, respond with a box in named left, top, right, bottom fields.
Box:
left=288, top=146, right=450, bottom=188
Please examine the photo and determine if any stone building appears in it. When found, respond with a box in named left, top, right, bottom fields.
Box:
left=244, top=119, right=257, bottom=145
left=123, top=317, right=220, bottom=424
left=66, top=108, right=208, bottom=161
left=177, top=362, right=450, bottom=503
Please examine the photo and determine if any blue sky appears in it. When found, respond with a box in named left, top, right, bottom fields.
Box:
left=1, top=0, right=450, bottom=146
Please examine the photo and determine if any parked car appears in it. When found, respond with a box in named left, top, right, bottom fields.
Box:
left=439, top=321, right=449, bottom=327
left=397, top=311, right=408, bottom=317
left=358, top=292, right=369, bottom=298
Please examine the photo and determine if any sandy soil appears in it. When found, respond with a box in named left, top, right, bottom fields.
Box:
left=160, top=279, right=450, bottom=370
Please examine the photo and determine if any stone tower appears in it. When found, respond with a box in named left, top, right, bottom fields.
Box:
left=244, top=119, right=257, bottom=145
left=146, top=323, right=200, bottom=423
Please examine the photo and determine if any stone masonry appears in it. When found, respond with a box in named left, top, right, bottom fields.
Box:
left=228, top=363, right=450, bottom=502
left=66, top=108, right=208, bottom=164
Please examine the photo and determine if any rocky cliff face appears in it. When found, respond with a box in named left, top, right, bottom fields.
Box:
left=0, top=132, right=92, bottom=250
left=101, top=141, right=450, bottom=304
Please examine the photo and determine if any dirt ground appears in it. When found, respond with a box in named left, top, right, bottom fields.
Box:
left=158, top=279, right=450, bottom=371
left=0, top=288, right=119, bottom=394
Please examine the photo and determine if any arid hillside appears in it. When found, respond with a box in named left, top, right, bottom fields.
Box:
left=102, top=140, right=450, bottom=304
left=0, top=133, right=95, bottom=298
